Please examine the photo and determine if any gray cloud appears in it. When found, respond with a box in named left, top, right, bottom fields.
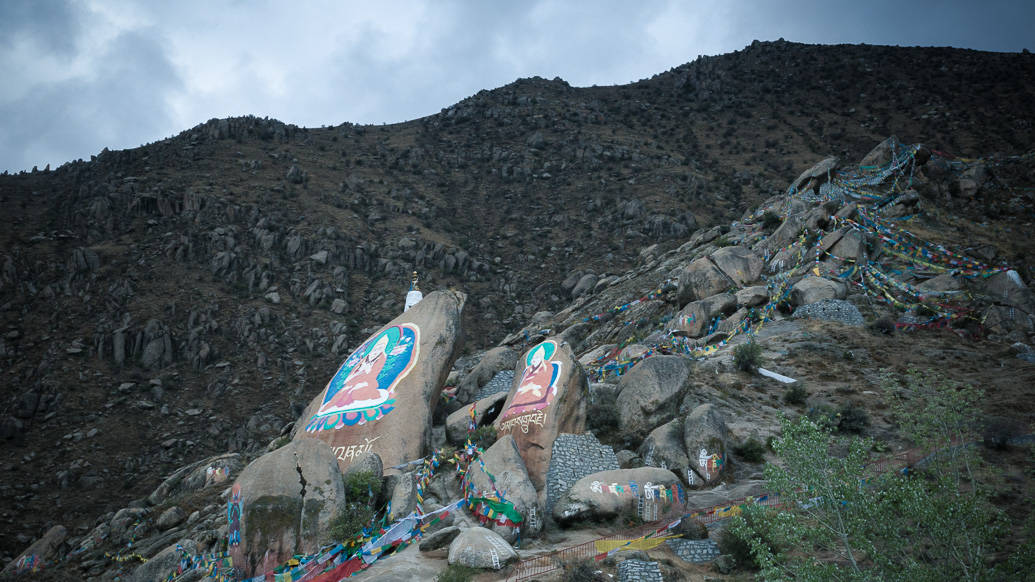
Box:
left=2, top=0, right=1032, bottom=172
left=1, top=28, right=183, bottom=170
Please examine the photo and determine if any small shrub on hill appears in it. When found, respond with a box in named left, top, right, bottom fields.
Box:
left=783, top=383, right=808, bottom=405
left=733, top=341, right=763, bottom=372
left=733, top=438, right=767, bottom=464
left=469, top=425, right=498, bottom=451
left=835, top=403, right=870, bottom=434
left=761, top=211, right=782, bottom=230
left=328, top=471, right=382, bottom=542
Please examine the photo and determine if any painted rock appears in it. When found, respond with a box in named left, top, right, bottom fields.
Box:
left=294, top=290, right=466, bottom=470
left=465, top=434, right=542, bottom=543
left=552, top=467, right=684, bottom=525
left=493, top=338, right=587, bottom=492
left=683, top=403, right=729, bottom=487
left=445, top=391, right=507, bottom=445
left=229, top=437, right=346, bottom=578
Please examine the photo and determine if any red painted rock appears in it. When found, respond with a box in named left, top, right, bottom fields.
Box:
left=493, top=338, right=587, bottom=492
left=293, top=290, right=465, bottom=470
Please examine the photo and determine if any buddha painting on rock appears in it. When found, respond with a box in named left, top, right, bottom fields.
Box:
left=505, top=340, right=562, bottom=417
left=305, top=323, right=420, bottom=431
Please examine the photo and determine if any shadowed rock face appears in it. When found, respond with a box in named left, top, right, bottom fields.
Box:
left=494, top=338, right=588, bottom=493
left=293, top=290, right=466, bottom=471
left=229, top=437, right=346, bottom=578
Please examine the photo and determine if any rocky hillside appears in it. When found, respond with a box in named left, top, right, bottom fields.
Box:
left=0, top=40, right=1034, bottom=568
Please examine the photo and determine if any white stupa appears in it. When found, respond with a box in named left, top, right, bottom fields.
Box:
left=404, top=271, right=423, bottom=312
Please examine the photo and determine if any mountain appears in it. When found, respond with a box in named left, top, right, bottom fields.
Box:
left=0, top=40, right=1033, bottom=568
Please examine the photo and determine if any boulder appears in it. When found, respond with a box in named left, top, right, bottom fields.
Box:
left=979, top=270, right=1035, bottom=315
left=790, top=276, right=846, bottom=306
left=616, top=450, right=643, bottom=469
left=455, top=347, right=518, bottom=404
left=683, top=404, right=729, bottom=487
left=387, top=473, right=418, bottom=521
left=829, top=230, right=865, bottom=262
left=571, top=274, right=599, bottom=298
left=419, top=525, right=461, bottom=552
left=677, top=258, right=731, bottom=307
left=673, top=293, right=737, bottom=337
left=494, top=338, right=588, bottom=492
left=615, top=355, right=694, bottom=437
left=735, top=286, right=769, bottom=308
left=918, top=273, right=963, bottom=293
left=156, top=506, right=186, bottom=531
left=465, top=434, right=542, bottom=542
left=2, top=525, right=66, bottom=575
left=638, top=420, right=692, bottom=486
left=447, top=527, right=518, bottom=570
left=446, top=392, right=507, bottom=445
left=294, top=290, right=466, bottom=470
left=859, top=136, right=898, bottom=168
left=788, top=156, right=839, bottom=194
left=342, top=451, right=383, bottom=482
left=552, top=467, right=684, bottom=525
left=710, top=246, right=763, bottom=287
left=229, top=437, right=347, bottom=578
left=763, top=213, right=805, bottom=253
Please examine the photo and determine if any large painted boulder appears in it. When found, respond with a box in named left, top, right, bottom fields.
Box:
left=494, top=338, right=587, bottom=493
left=294, top=290, right=466, bottom=470
left=552, top=467, right=685, bottom=525
left=229, top=437, right=347, bottom=578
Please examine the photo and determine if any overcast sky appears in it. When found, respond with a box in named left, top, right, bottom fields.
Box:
left=1, top=0, right=1032, bottom=173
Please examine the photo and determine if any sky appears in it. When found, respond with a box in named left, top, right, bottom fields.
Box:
left=1, top=0, right=1032, bottom=173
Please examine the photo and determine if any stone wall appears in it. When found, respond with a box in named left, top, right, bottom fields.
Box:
left=473, top=370, right=514, bottom=401
left=545, top=433, right=619, bottom=512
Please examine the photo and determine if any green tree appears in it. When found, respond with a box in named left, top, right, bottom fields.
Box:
left=729, top=369, right=1019, bottom=581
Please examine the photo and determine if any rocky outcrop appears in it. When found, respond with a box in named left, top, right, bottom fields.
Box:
left=674, top=293, right=737, bottom=337
left=790, top=275, right=846, bottom=306
left=494, top=338, right=588, bottom=492
left=2, top=525, right=67, bottom=575
left=710, top=246, right=763, bottom=287
left=229, top=437, right=347, bottom=578
left=676, top=258, right=731, bottom=307
left=294, top=290, right=466, bottom=470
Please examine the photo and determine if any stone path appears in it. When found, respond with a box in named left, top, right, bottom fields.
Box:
left=617, top=559, right=664, bottom=582
left=666, top=538, right=721, bottom=563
